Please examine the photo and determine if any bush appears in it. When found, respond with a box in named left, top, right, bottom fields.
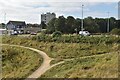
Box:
left=36, top=33, right=46, bottom=41
left=52, top=31, right=62, bottom=38
left=110, top=28, right=120, bottom=35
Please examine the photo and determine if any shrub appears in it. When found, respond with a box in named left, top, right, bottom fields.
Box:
left=110, top=28, right=120, bottom=35
left=36, top=33, right=46, bottom=42
left=52, top=31, right=62, bottom=38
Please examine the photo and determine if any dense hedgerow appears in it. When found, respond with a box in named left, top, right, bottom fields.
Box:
left=32, top=34, right=120, bottom=44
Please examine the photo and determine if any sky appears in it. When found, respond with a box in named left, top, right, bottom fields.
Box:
left=0, top=0, right=119, bottom=24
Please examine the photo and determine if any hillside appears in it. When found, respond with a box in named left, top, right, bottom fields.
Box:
left=1, top=45, right=43, bottom=78
left=1, top=35, right=120, bottom=78
left=40, top=52, right=118, bottom=78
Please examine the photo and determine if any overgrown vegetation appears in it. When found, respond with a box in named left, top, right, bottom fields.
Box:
left=40, top=52, right=118, bottom=78
left=2, top=35, right=120, bottom=78
left=2, top=35, right=120, bottom=59
left=52, top=31, right=62, bottom=38
left=110, top=28, right=120, bottom=35
left=31, top=34, right=120, bottom=43
left=1, top=45, right=43, bottom=78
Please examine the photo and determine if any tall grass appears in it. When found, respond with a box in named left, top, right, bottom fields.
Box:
left=40, top=52, right=118, bottom=78
left=1, top=45, right=43, bottom=78
left=31, top=34, right=120, bottom=44
left=2, top=35, right=120, bottom=78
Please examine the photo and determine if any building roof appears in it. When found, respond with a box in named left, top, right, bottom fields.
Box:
left=7, top=21, right=26, bottom=26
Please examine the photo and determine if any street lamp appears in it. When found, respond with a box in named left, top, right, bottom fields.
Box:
left=107, top=12, right=110, bottom=33
left=4, top=13, right=6, bottom=29
left=81, top=4, right=84, bottom=31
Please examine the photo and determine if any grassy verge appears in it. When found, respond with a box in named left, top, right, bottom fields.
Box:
left=1, top=45, right=43, bottom=78
left=40, top=52, right=118, bottom=78
left=2, top=36, right=119, bottom=59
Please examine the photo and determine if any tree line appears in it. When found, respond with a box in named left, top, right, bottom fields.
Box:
left=41, top=16, right=120, bottom=34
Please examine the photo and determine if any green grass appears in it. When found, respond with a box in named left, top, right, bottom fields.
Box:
left=2, top=36, right=119, bottom=62
left=1, top=35, right=120, bottom=78
left=40, top=52, right=118, bottom=78
left=1, top=45, right=43, bottom=78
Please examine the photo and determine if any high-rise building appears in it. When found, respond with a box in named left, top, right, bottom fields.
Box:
left=41, top=12, right=56, bottom=24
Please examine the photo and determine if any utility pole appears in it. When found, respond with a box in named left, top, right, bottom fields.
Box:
left=81, top=4, right=84, bottom=31
left=4, top=13, right=6, bottom=29
left=107, top=12, right=110, bottom=33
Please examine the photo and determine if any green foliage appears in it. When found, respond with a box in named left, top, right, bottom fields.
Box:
left=2, top=35, right=120, bottom=59
left=41, top=52, right=118, bottom=78
left=52, top=31, right=62, bottom=38
left=40, top=21, right=47, bottom=29
left=84, top=17, right=100, bottom=33
left=110, top=28, right=120, bottom=35
left=1, top=45, right=43, bottom=78
left=46, top=18, right=56, bottom=34
left=46, top=15, right=118, bottom=34
left=54, top=16, right=66, bottom=33
left=2, top=35, right=120, bottom=78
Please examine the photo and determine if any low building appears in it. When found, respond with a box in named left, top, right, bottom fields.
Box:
left=0, top=29, right=7, bottom=35
left=7, top=21, right=26, bottom=34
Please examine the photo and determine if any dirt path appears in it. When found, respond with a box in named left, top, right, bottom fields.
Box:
left=2, top=44, right=117, bottom=79
left=1, top=44, right=58, bottom=79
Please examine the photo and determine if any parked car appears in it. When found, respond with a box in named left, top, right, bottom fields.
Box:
left=18, top=31, right=24, bottom=34
left=11, top=31, right=18, bottom=35
left=79, top=31, right=90, bottom=36
left=25, top=31, right=30, bottom=34
left=30, top=32, right=37, bottom=35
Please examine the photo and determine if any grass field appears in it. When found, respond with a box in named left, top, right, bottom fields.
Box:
left=1, top=45, right=43, bottom=78
left=40, top=52, right=118, bottom=78
left=1, top=35, right=120, bottom=78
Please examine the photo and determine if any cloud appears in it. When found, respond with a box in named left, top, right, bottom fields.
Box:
left=0, top=0, right=118, bottom=23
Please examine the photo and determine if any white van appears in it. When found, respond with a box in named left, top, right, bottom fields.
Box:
left=79, top=31, right=90, bottom=36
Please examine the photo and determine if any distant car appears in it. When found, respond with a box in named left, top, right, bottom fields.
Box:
left=11, top=31, right=18, bottom=35
left=25, top=31, right=30, bottom=34
left=79, top=31, right=90, bottom=36
left=18, top=31, right=24, bottom=34
left=30, top=32, right=37, bottom=35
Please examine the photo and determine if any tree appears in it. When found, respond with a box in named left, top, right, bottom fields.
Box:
left=95, top=18, right=107, bottom=33
left=109, top=17, right=117, bottom=31
left=117, top=20, right=120, bottom=29
left=66, top=16, right=76, bottom=33
left=1, top=23, right=5, bottom=28
left=46, top=18, right=56, bottom=33
left=46, top=15, right=118, bottom=34
left=40, top=21, right=47, bottom=29
left=110, top=28, right=120, bottom=35
left=84, top=17, right=100, bottom=33
left=74, top=18, right=81, bottom=33
left=52, top=31, right=62, bottom=37
left=54, top=16, right=66, bottom=33
left=27, top=23, right=40, bottom=27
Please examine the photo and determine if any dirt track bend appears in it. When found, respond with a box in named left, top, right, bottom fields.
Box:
left=1, top=44, right=65, bottom=79
left=2, top=44, right=116, bottom=79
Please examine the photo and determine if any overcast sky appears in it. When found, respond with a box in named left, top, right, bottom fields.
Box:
left=0, top=0, right=119, bottom=24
